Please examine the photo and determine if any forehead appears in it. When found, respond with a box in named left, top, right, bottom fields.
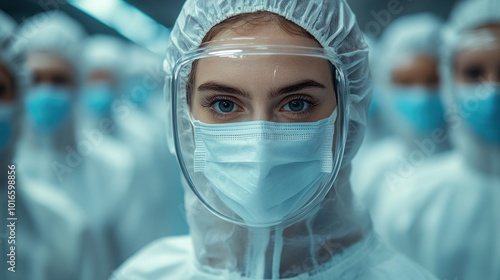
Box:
left=196, top=55, right=332, bottom=82
left=208, top=21, right=321, bottom=48
left=26, top=52, right=73, bottom=73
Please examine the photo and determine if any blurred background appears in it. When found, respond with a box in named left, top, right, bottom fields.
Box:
left=5, top=1, right=499, bottom=280
left=1, top=0, right=459, bottom=55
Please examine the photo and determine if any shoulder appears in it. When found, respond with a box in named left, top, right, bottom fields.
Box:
left=312, top=234, right=437, bottom=280
left=358, top=237, right=438, bottom=280
left=20, top=179, right=88, bottom=230
left=111, top=235, right=194, bottom=280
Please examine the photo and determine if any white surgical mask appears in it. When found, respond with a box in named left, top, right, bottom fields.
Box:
left=192, top=109, right=337, bottom=225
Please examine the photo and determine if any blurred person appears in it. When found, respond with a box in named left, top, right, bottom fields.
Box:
left=373, top=0, right=500, bottom=279
left=351, top=34, right=392, bottom=194
left=351, top=13, right=449, bottom=218
left=111, top=44, right=187, bottom=265
left=363, top=34, right=391, bottom=143
left=0, top=10, right=110, bottom=280
left=13, top=11, right=86, bottom=190
left=77, top=35, right=137, bottom=267
left=111, top=0, right=437, bottom=279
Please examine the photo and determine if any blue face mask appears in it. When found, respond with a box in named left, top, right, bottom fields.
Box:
left=82, top=83, right=115, bottom=117
left=457, top=84, right=500, bottom=144
left=192, top=110, right=337, bottom=225
left=24, top=85, right=72, bottom=133
left=393, top=87, right=445, bottom=135
left=0, top=103, right=15, bottom=151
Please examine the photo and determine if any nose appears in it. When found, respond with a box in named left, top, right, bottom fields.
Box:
left=251, top=109, right=274, bottom=122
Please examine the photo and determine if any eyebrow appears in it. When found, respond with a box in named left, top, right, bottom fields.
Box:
left=197, top=82, right=250, bottom=98
left=197, top=79, right=327, bottom=99
left=270, top=80, right=327, bottom=98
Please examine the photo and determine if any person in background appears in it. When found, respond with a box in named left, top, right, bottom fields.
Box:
left=0, top=10, right=111, bottom=280
left=111, top=44, right=188, bottom=265
left=363, top=34, right=391, bottom=143
left=78, top=35, right=137, bottom=268
left=351, top=13, right=449, bottom=221
left=374, top=0, right=500, bottom=279
left=13, top=11, right=87, bottom=192
left=111, top=0, right=437, bottom=279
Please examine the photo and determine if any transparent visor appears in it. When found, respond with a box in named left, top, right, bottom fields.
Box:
left=168, top=41, right=348, bottom=227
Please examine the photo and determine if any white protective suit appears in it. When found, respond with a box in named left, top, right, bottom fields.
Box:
left=77, top=35, right=137, bottom=267
left=13, top=11, right=88, bottom=197
left=373, top=0, right=500, bottom=279
left=110, top=1, right=437, bottom=279
left=111, top=44, right=187, bottom=265
left=351, top=13, right=448, bottom=217
left=0, top=11, right=111, bottom=280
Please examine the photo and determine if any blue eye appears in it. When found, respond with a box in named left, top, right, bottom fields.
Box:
left=283, top=100, right=310, bottom=112
left=213, top=100, right=237, bottom=113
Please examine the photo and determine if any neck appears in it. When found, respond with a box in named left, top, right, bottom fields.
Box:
left=186, top=166, right=371, bottom=278
left=453, top=129, right=500, bottom=175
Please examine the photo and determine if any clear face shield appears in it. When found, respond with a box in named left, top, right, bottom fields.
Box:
left=167, top=39, right=349, bottom=227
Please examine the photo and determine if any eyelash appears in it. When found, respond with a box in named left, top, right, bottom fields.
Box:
left=280, top=94, right=319, bottom=115
left=201, top=95, right=242, bottom=118
left=200, top=94, right=320, bottom=118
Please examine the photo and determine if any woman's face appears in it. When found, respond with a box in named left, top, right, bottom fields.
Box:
left=455, top=25, right=500, bottom=84
left=190, top=23, right=337, bottom=124
left=0, top=64, right=15, bottom=102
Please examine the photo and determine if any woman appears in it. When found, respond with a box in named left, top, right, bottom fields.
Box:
left=112, top=0, right=436, bottom=279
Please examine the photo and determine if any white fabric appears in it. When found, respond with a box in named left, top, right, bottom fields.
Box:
left=1, top=176, right=113, bottom=280
left=112, top=106, right=188, bottom=264
left=351, top=137, right=406, bottom=211
left=373, top=152, right=500, bottom=280
left=111, top=234, right=437, bottom=280
left=12, top=11, right=86, bottom=67
left=81, top=35, right=125, bottom=80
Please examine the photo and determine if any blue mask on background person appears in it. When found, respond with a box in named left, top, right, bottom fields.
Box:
left=393, top=87, right=445, bottom=135
left=0, top=103, right=15, bottom=150
left=24, top=85, right=72, bottom=133
left=82, top=83, right=115, bottom=117
left=457, top=84, right=500, bottom=144
left=192, top=110, right=337, bottom=225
